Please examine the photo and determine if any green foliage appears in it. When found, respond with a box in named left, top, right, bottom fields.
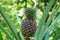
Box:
left=0, top=31, right=3, bottom=40
left=0, top=0, right=60, bottom=40
left=34, top=0, right=56, bottom=40
left=0, top=24, right=13, bottom=40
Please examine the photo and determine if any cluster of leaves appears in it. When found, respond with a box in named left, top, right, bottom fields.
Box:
left=0, top=0, right=60, bottom=40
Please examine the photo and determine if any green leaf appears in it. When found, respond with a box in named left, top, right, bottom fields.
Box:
left=34, top=0, right=55, bottom=40
left=17, top=32, right=25, bottom=40
left=0, top=24, right=13, bottom=40
left=43, top=14, right=60, bottom=40
left=0, top=6, right=20, bottom=40
left=53, top=31, right=60, bottom=40
left=0, top=31, right=3, bottom=40
left=39, top=4, right=60, bottom=40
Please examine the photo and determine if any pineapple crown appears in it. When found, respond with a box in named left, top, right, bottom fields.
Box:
left=24, top=7, right=36, bottom=18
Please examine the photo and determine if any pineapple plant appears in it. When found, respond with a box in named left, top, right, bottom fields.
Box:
left=21, top=8, right=37, bottom=40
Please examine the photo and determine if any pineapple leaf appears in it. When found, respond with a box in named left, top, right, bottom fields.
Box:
left=40, top=4, right=60, bottom=40
left=0, top=6, right=20, bottom=40
left=34, top=0, right=55, bottom=40
left=0, top=24, right=13, bottom=40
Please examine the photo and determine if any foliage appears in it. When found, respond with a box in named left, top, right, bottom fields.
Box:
left=0, top=0, right=60, bottom=40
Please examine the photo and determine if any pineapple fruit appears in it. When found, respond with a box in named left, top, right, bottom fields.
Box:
left=21, top=8, right=37, bottom=39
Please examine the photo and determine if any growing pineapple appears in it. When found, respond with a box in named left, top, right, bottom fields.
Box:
left=21, top=8, right=37, bottom=40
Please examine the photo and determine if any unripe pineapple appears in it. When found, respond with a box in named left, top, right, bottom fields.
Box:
left=21, top=8, right=37, bottom=39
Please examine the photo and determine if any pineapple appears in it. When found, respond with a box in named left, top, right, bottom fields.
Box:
left=21, top=8, right=37, bottom=39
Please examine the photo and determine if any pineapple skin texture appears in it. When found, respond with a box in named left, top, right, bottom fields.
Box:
left=21, top=18, right=36, bottom=38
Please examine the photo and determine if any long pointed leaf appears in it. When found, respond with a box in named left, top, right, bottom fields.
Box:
left=34, top=0, right=55, bottom=40
left=43, top=14, right=60, bottom=40
left=39, top=4, right=60, bottom=40
left=0, top=24, right=13, bottom=40
left=16, top=14, right=25, bottom=40
left=0, top=7, right=20, bottom=40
